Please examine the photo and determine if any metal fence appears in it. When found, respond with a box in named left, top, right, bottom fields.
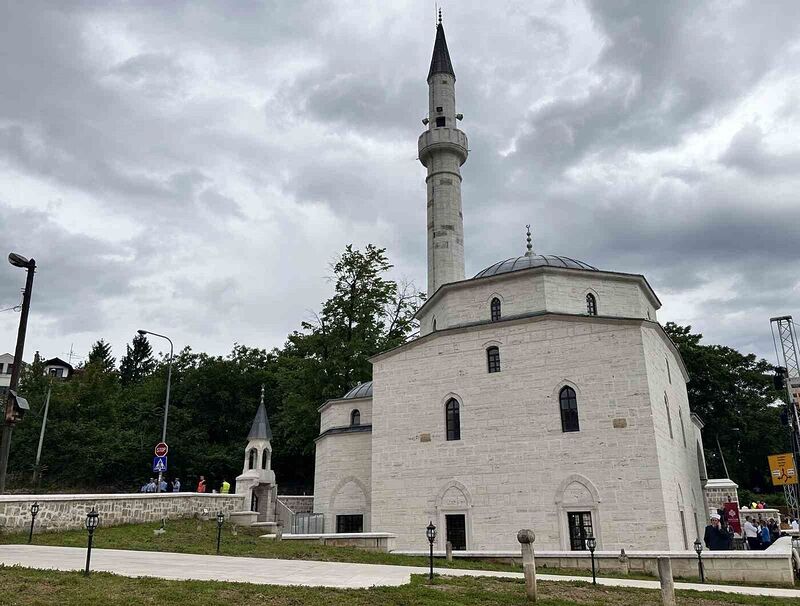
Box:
left=292, top=512, right=324, bottom=534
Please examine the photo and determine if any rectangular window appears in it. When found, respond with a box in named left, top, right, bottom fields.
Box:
left=336, top=514, right=363, bottom=533
left=435, top=117, right=446, bottom=127
left=445, top=514, right=467, bottom=550
left=446, top=401, right=461, bottom=441
left=568, top=511, right=593, bottom=551
left=487, top=347, right=501, bottom=373
left=5, top=364, right=12, bottom=375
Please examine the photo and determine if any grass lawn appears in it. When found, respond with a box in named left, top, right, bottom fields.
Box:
left=0, top=567, right=794, bottom=606
left=0, top=518, right=655, bottom=580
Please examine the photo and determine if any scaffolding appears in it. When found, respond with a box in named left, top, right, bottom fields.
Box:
left=770, top=316, right=800, bottom=519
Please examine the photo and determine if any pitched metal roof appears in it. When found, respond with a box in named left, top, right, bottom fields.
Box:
left=427, top=23, right=455, bottom=81
left=342, top=381, right=373, bottom=399
left=247, top=400, right=272, bottom=441
left=474, top=254, right=598, bottom=279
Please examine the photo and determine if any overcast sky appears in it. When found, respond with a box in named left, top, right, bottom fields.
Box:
left=1, top=0, right=799, bottom=367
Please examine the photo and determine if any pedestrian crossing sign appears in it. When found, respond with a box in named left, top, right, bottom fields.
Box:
left=153, top=455, right=168, bottom=473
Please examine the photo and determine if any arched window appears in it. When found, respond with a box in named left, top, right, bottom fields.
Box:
left=665, top=394, right=673, bottom=439
left=487, top=346, right=501, bottom=373
left=666, top=356, right=671, bottom=384
left=445, top=398, right=461, bottom=441
left=350, top=409, right=361, bottom=426
left=586, top=293, right=597, bottom=316
left=432, top=317, right=437, bottom=331
left=262, top=449, right=269, bottom=470
left=559, top=386, right=579, bottom=432
left=678, top=407, right=687, bottom=447
left=248, top=448, right=256, bottom=470
left=490, top=298, right=501, bottom=322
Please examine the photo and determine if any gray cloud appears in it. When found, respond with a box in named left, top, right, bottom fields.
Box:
left=0, top=0, right=798, bottom=366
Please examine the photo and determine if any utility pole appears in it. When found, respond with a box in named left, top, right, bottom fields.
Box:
left=770, top=316, right=800, bottom=519
left=32, top=379, right=52, bottom=487
left=0, top=254, right=37, bottom=493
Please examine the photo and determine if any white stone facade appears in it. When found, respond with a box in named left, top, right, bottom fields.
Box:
left=313, top=20, right=707, bottom=553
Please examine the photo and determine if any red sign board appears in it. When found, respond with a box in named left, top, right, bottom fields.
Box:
left=723, top=502, right=741, bottom=535
left=154, top=442, right=168, bottom=457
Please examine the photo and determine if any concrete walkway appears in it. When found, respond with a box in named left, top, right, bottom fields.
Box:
left=1, top=545, right=799, bottom=599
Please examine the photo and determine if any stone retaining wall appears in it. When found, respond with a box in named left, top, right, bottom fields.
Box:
left=0, top=493, right=246, bottom=533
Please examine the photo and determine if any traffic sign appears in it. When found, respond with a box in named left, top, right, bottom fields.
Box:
left=768, top=453, right=797, bottom=486
left=153, top=455, right=168, bottom=473
left=154, top=442, right=168, bottom=457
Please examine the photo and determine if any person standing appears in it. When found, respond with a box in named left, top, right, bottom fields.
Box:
left=743, top=516, right=760, bottom=550
left=196, top=476, right=207, bottom=493
left=704, top=513, right=732, bottom=550
left=792, top=518, right=800, bottom=532
left=220, top=479, right=231, bottom=494
left=172, top=477, right=181, bottom=492
left=759, top=521, right=771, bottom=549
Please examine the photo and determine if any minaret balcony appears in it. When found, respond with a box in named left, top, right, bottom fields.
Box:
left=418, top=127, right=468, bottom=166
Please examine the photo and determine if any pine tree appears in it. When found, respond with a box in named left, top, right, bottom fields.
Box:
left=87, top=339, right=116, bottom=374
left=119, top=334, right=155, bottom=385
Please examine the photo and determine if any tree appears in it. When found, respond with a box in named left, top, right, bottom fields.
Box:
left=87, top=339, right=116, bottom=374
left=665, top=323, right=788, bottom=493
left=119, top=334, right=155, bottom=386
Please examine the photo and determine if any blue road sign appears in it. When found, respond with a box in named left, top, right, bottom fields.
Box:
left=153, top=455, right=168, bottom=473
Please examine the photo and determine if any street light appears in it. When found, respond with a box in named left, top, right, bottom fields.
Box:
left=137, top=329, right=173, bottom=493
left=426, top=521, right=437, bottom=581
left=0, top=253, right=36, bottom=493
left=28, top=501, right=39, bottom=544
left=693, top=538, right=704, bottom=583
left=216, top=511, right=225, bottom=554
left=84, top=508, right=100, bottom=576
left=586, top=536, right=597, bottom=584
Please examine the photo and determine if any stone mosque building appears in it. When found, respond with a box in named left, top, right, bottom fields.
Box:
left=313, top=18, right=708, bottom=552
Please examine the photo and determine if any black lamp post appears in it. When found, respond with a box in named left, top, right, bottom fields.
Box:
left=28, top=501, right=39, bottom=544
left=84, top=508, right=99, bottom=576
left=693, top=538, right=704, bottom=583
left=216, top=511, right=225, bottom=554
left=586, top=536, right=597, bottom=585
left=426, top=521, right=437, bottom=581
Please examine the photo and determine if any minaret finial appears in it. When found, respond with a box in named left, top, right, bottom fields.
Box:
left=438, top=8, right=442, bottom=25
left=525, top=225, right=533, bottom=256
left=260, top=384, right=265, bottom=406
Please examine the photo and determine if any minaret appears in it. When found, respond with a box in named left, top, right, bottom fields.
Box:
left=235, top=385, right=277, bottom=521
left=419, top=11, right=469, bottom=295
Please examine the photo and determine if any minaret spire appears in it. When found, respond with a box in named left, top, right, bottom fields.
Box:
left=525, top=225, right=533, bottom=256
left=419, top=19, right=468, bottom=294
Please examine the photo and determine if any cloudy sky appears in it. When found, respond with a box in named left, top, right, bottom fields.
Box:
left=1, top=0, right=799, bottom=367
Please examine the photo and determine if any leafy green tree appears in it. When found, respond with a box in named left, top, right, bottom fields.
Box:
left=665, top=323, right=788, bottom=493
left=119, top=334, right=155, bottom=386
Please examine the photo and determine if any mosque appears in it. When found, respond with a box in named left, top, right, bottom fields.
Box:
left=312, top=18, right=708, bottom=552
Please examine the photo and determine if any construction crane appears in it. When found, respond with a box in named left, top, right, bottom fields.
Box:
left=770, top=316, right=800, bottom=519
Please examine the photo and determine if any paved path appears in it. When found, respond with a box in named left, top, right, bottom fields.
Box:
left=1, top=545, right=800, bottom=599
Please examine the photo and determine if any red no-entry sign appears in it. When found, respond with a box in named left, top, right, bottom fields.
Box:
left=154, top=442, right=168, bottom=457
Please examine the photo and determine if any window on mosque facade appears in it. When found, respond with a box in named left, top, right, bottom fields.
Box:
left=679, top=408, right=687, bottom=447
left=665, top=394, right=673, bottom=439
left=445, top=398, right=461, bottom=441
left=436, top=117, right=446, bottom=127
left=586, top=293, right=597, bottom=316
left=262, top=449, right=269, bottom=470
left=666, top=356, right=672, bottom=384
left=487, top=346, right=501, bottom=373
left=248, top=448, right=256, bottom=470
left=568, top=511, right=593, bottom=551
left=490, top=297, right=501, bottom=322
left=336, top=514, right=363, bottom=533
left=350, top=409, right=361, bottom=426
left=560, top=386, right=579, bottom=432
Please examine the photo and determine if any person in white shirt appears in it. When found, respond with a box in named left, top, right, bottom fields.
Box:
left=743, top=516, right=760, bottom=550
left=791, top=518, right=800, bottom=532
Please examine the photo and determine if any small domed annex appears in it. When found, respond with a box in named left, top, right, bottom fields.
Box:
left=342, top=381, right=373, bottom=399
left=474, top=254, right=598, bottom=279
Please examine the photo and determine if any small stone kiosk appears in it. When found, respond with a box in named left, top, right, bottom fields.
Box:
left=230, top=386, right=279, bottom=532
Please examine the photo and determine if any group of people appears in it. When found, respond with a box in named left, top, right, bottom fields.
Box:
left=140, top=477, right=181, bottom=493
left=704, top=511, right=800, bottom=551
left=138, top=475, right=231, bottom=494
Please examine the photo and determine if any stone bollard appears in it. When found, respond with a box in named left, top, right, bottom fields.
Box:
left=446, top=541, right=453, bottom=562
left=517, top=529, right=537, bottom=602
left=657, top=557, right=676, bottom=606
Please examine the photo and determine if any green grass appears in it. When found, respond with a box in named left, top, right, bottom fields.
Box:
left=0, top=567, right=794, bottom=606
left=0, top=518, right=655, bottom=580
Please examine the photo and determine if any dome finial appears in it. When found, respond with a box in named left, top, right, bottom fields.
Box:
left=525, top=224, right=533, bottom=256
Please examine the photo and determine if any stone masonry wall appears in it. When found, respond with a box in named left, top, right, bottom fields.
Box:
left=371, top=315, right=673, bottom=551
left=0, top=493, right=245, bottom=533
